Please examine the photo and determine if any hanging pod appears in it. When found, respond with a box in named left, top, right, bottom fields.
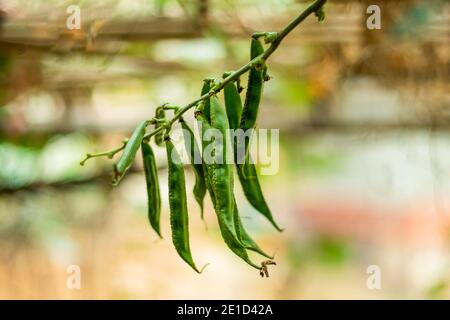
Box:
left=165, top=137, right=203, bottom=273
left=141, top=140, right=162, bottom=238
left=207, top=172, right=260, bottom=270
left=237, top=159, right=283, bottom=231
left=180, top=119, right=206, bottom=219
left=239, top=37, right=265, bottom=140
left=197, top=80, right=214, bottom=207
left=154, top=107, right=166, bottom=146
left=233, top=197, right=273, bottom=259
left=222, top=72, right=242, bottom=131
left=222, top=68, right=283, bottom=232
left=113, top=120, right=149, bottom=186
left=208, top=96, right=239, bottom=241
left=196, top=112, right=259, bottom=270
left=221, top=77, right=278, bottom=249
left=200, top=79, right=212, bottom=123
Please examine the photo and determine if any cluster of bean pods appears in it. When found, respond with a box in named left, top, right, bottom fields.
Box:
left=82, top=0, right=330, bottom=273
left=99, top=35, right=283, bottom=277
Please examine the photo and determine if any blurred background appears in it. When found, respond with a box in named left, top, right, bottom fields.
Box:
left=0, top=0, right=449, bottom=299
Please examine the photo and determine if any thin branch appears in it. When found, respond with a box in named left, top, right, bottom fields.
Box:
left=80, top=139, right=128, bottom=165
left=143, top=0, right=327, bottom=139
left=87, top=0, right=326, bottom=153
left=261, top=0, right=326, bottom=59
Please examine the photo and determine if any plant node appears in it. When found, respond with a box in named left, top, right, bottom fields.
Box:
left=315, top=6, right=325, bottom=22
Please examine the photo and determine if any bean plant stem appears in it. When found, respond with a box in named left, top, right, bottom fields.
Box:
left=143, top=0, right=326, bottom=140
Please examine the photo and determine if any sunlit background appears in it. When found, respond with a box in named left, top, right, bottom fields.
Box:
left=0, top=0, right=449, bottom=299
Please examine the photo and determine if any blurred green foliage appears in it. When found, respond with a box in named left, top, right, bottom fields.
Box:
left=0, top=134, right=96, bottom=189
left=426, top=279, right=448, bottom=299
left=281, top=136, right=344, bottom=177
left=287, top=235, right=353, bottom=269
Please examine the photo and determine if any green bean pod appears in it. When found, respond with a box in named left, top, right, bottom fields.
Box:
left=166, top=138, right=201, bottom=273
left=197, top=81, right=213, bottom=206
left=216, top=211, right=260, bottom=269
left=197, top=113, right=228, bottom=218
left=141, top=140, right=162, bottom=238
left=209, top=96, right=238, bottom=240
left=196, top=113, right=259, bottom=269
left=200, top=80, right=212, bottom=123
left=154, top=107, right=166, bottom=146
left=233, top=197, right=273, bottom=259
left=239, top=37, right=265, bottom=133
left=180, top=120, right=206, bottom=219
left=222, top=65, right=282, bottom=232
left=237, top=158, right=283, bottom=231
left=222, top=72, right=242, bottom=131
left=113, top=120, right=149, bottom=186
left=209, top=176, right=260, bottom=269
